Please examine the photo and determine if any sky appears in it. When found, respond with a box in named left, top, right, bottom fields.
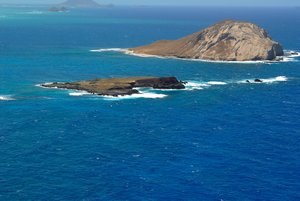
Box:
left=0, top=0, right=299, bottom=6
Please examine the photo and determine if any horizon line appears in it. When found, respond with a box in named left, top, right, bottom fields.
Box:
left=0, top=3, right=299, bottom=7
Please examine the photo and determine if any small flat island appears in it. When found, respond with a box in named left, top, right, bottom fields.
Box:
left=57, top=0, right=113, bottom=8
left=42, top=77, right=185, bottom=96
left=130, top=20, right=284, bottom=61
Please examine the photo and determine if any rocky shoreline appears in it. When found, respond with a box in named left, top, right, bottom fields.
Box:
left=41, top=77, right=185, bottom=96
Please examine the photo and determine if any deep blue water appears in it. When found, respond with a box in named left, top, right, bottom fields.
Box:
left=0, top=6, right=300, bottom=201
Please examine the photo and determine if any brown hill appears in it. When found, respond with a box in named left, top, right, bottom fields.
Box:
left=130, top=20, right=284, bottom=61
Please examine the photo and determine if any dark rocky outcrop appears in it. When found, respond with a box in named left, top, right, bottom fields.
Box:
left=130, top=20, right=284, bottom=61
left=42, top=77, right=185, bottom=96
left=246, top=79, right=264, bottom=83
left=48, top=6, right=68, bottom=12
left=133, top=77, right=185, bottom=89
left=254, top=79, right=263, bottom=83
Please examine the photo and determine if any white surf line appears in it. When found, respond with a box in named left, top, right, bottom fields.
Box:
left=69, top=91, right=92, bottom=96
left=0, top=95, right=15, bottom=101
left=90, top=48, right=128, bottom=53
left=90, top=48, right=300, bottom=64
left=37, top=82, right=95, bottom=96
left=237, top=76, right=289, bottom=84
left=103, top=92, right=168, bottom=100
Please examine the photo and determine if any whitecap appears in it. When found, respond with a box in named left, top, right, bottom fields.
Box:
left=262, top=76, right=288, bottom=83
left=103, top=92, right=167, bottom=100
left=35, top=82, right=55, bottom=88
left=283, top=50, right=300, bottom=58
left=183, top=81, right=227, bottom=90
left=238, top=76, right=288, bottom=84
left=277, top=50, right=300, bottom=62
left=69, top=91, right=91, bottom=96
left=206, top=81, right=227, bottom=85
left=184, top=81, right=209, bottom=90
left=0, top=95, right=15, bottom=101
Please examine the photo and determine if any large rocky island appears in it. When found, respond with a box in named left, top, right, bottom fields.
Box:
left=130, top=20, right=284, bottom=61
left=42, top=77, right=185, bottom=96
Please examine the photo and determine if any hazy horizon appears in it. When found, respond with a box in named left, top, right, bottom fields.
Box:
left=0, top=0, right=299, bottom=7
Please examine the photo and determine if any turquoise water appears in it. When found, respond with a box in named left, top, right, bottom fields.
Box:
left=0, top=6, right=300, bottom=200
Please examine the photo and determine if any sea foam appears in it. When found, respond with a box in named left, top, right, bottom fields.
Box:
left=90, top=48, right=128, bottom=53
left=103, top=92, right=167, bottom=100
left=238, top=76, right=288, bottom=84
left=184, top=82, right=208, bottom=90
left=69, top=91, right=91, bottom=96
left=206, top=81, right=227, bottom=85
left=183, top=81, right=227, bottom=90
left=0, top=95, right=15, bottom=101
left=36, top=82, right=55, bottom=89
left=262, top=76, right=288, bottom=83
left=90, top=48, right=300, bottom=64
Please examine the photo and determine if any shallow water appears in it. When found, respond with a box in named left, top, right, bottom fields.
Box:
left=0, top=6, right=300, bottom=201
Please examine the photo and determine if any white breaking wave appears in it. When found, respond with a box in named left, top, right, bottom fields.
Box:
left=90, top=48, right=128, bottom=53
left=278, top=50, right=300, bottom=63
left=103, top=92, right=167, bottom=100
left=36, top=82, right=55, bottom=89
left=206, top=81, right=227, bottom=85
left=283, top=50, right=300, bottom=58
left=183, top=80, right=227, bottom=90
left=238, top=76, right=288, bottom=84
left=262, top=76, right=288, bottom=83
left=90, top=48, right=300, bottom=64
left=0, top=95, right=15, bottom=101
left=69, top=91, right=91, bottom=96
left=184, top=82, right=208, bottom=90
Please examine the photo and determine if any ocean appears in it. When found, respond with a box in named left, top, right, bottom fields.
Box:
left=0, top=6, right=300, bottom=201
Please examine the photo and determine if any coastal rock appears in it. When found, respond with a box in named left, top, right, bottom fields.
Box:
left=48, top=6, right=68, bottom=12
left=42, top=77, right=185, bottom=96
left=133, top=77, right=185, bottom=89
left=254, top=79, right=263, bottom=83
left=130, top=20, right=284, bottom=61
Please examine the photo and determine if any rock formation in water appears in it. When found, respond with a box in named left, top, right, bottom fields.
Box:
left=42, top=77, right=185, bottom=96
left=48, top=6, right=68, bottom=12
left=130, top=20, right=284, bottom=61
left=58, top=0, right=113, bottom=8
